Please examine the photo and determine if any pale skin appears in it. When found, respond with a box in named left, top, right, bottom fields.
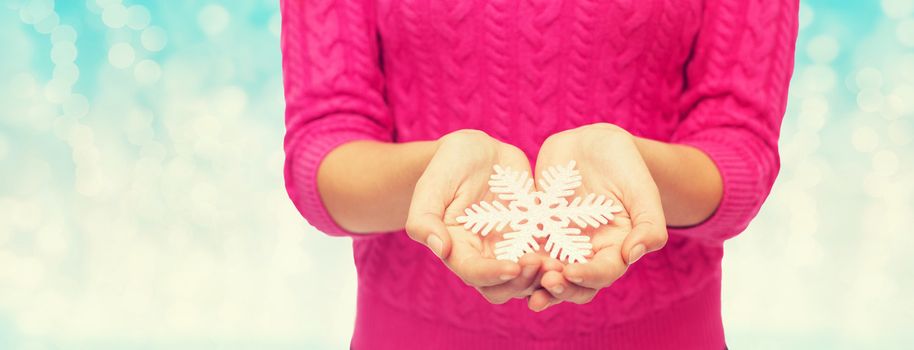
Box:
left=317, top=123, right=722, bottom=310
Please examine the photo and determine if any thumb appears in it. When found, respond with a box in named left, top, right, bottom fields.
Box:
left=405, top=211, right=452, bottom=260
left=620, top=215, right=667, bottom=265
left=619, top=191, right=667, bottom=266
left=405, top=173, right=454, bottom=259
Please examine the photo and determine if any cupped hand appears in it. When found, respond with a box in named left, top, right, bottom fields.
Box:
left=405, top=130, right=545, bottom=304
left=527, top=123, right=668, bottom=311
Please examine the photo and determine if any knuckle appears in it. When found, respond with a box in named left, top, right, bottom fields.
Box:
left=404, top=218, right=422, bottom=239
left=656, top=229, right=669, bottom=248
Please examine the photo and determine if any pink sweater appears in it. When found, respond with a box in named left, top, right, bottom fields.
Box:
left=281, top=0, right=797, bottom=349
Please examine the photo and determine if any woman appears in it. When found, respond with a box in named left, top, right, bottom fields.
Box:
left=281, top=0, right=797, bottom=348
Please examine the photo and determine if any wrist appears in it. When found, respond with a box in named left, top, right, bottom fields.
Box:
left=631, top=137, right=723, bottom=226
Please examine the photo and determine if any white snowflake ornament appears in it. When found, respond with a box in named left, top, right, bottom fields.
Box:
left=456, top=161, right=623, bottom=264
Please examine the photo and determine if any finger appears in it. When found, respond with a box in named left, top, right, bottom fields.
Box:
left=405, top=177, right=453, bottom=259
left=540, top=270, right=597, bottom=305
left=540, top=257, right=565, bottom=272
left=540, top=270, right=568, bottom=297
left=453, top=254, right=521, bottom=287
left=527, top=289, right=559, bottom=312
left=562, top=247, right=627, bottom=290
left=477, top=253, right=542, bottom=303
left=519, top=257, right=562, bottom=297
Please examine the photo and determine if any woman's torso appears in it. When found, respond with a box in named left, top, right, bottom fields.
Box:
left=353, top=0, right=723, bottom=342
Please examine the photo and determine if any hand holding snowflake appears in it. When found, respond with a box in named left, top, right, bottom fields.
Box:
left=456, top=161, right=623, bottom=264
left=405, top=130, right=549, bottom=304
left=521, top=124, right=669, bottom=312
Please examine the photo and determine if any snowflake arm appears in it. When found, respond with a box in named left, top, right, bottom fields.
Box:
left=456, top=166, right=535, bottom=235
left=554, top=193, right=624, bottom=229
left=488, top=165, right=534, bottom=202
left=543, top=227, right=592, bottom=264
left=493, top=231, right=540, bottom=262
left=456, top=201, right=519, bottom=236
left=538, top=160, right=582, bottom=199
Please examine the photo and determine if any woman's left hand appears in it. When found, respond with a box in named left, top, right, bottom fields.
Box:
left=527, top=123, right=669, bottom=311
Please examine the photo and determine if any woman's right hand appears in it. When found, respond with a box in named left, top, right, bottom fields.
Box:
left=405, top=130, right=545, bottom=304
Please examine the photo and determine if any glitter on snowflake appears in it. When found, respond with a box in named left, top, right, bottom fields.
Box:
left=456, top=161, right=623, bottom=263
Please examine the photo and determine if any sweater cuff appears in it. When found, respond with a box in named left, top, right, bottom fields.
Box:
left=668, top=135, right=765, bottom=242
left=286, top=130, right=377, bottom=238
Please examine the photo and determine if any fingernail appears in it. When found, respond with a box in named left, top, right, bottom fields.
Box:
left=550, top=285, right=564, bottom=295
left=522, top=265, right=537, bottom=278
left=499, top=274, right=514, bottom=281
left=628, top=244, right=646, bottom=265
left=426, top=235, right=443, bottom=258
left=568, top=276, right=583, bottom=284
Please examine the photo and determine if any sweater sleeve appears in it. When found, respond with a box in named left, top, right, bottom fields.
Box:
left=281, top=0, right=393, bottom=237
left=667, top=0, right=798, bottom=243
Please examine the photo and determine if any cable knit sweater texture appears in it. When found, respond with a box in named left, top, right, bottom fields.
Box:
left=281, top=0, right=797, bottom=348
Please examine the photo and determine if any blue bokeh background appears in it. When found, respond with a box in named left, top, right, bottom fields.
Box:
left=1, top=0, right=913, bottom=349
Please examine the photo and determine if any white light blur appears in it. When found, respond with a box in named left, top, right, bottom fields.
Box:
left=881, top=0, right=914, bottom=19
left=198, top=4, right=230, bottom=36
left=107, top=42, right=135, bottom=69
left=140, top=25, right=167, bottom=52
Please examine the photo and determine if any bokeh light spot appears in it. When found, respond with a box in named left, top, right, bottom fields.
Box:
left=134, top=59, right=162, bottom=85
left=141, top=26, right=167, bottom=52
left=198, top=4, right=230, bottom=36
left=51, top=24, right=77, bottom=43
left=108, top=42, right=135, bottom=69
left=269, top=12, right=281, bottom=37
left=126, top=5, right=151, bottom=30
left=806, top=35, right=839, bottom=63
left=19, top=0, right=54, bottom=25
left=855, top=67, right=884, bottom=90
left=798, top=3, right=814, bottom=30
left=101, top=4, right=128, bottom=29
left=52, top=62, right=80, bottom=86
left=857, top=89, right=885, bottom=112
left=881, top=0, right=914, bottom=19
left=34, top=12, right=60, bottom=34
left=50, top=42, right=77, bottom=64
